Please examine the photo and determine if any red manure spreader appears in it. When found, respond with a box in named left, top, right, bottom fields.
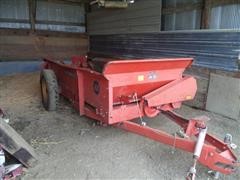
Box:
left=40, top=56, right=239, bottom=179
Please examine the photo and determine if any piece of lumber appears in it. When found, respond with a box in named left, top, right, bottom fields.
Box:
left=0, top=119, right=38, bottom=167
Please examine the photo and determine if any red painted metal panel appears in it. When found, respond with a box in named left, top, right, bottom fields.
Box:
left=103, top=58, right=193, bottom=74
left=143, top=76, right=197, bottom=107
left=42, top=57, right=239, bottom=176
left=43, top=57, right=195, bottom=124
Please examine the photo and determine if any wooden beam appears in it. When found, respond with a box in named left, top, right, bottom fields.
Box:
left=0, top=18, right=29, bottom=24
left=0, top=117, right=38, bottom=167
left=162, top=0, right=240, bottom=14
left=0, top=28, right=88, bottom=38
left=0, top=18, right=85, bottom=27
left=36, top=20, right=85, bottom=27
left=210, top=0, right=240, bottom=7
left=28, top=0, right=37, bottom=32
left=38, top=0, right=86, bottom=6
left=201, top=0, right=211, bottom=29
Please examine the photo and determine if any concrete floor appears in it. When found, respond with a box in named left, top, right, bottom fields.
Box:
left=0, top=72, right=239, bottom=180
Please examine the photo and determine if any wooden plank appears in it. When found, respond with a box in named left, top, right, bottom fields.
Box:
left=87, top=0, right=162, bottom=35
left=88, top=9, right=161, bottom=25
left=89, top=24, right=161, bottom=35
left=0, top=45, right=88, bottom=60
left=210, top=0, right=240, bottom=7
left=0, top=33, right=89, bottom=60
left=0, top=28, right=88, bottom=38
left=0, top=36, right=88, bottom=46
left=36, top=20, right=85, bottom=26
left=0, top=119, right=38, bottom=167
left=88, top=6, right=161, bottom=23
left=0, top=18, right=29, bottom=24
left=88, top=16, right=161, bottom=31
left=34, top=29, right=88, bottom=38
left=38, top=0, right=85, bottom=5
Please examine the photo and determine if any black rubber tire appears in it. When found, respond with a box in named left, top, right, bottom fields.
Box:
left=40, top=69, right=59, bottom=111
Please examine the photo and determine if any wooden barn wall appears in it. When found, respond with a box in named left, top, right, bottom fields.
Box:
left=0, top=0, right=88, bottom=64
left=0, top=29, right=88, bottom=61
left=87, top=0, right=162, bottom=35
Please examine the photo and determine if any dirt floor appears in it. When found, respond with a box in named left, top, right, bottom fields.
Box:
left=0, top=72, right=239, bottom=180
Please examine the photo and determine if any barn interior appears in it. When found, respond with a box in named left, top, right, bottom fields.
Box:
left=0, top=0, right=239, bottom=179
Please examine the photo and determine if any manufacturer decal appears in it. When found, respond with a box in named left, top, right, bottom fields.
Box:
left=93, top=80, right=100, bottom=95
left=148, top=71, right=157, bottom=80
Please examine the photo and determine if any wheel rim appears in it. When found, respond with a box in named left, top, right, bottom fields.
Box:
left=41, top=78, right=48, bottom=107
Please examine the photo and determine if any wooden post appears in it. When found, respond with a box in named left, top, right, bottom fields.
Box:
left=201, top=0, right=212, bottom=29
left=28, top=0, right=36, bottom=32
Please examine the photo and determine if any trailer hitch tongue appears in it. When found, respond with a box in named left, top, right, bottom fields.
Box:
left=186, top=118, right=239, bottom=179
left=162, top=111, right=239, bottom=178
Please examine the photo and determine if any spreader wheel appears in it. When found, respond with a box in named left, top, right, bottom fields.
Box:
left=40, top=69, right=59, bottom=111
